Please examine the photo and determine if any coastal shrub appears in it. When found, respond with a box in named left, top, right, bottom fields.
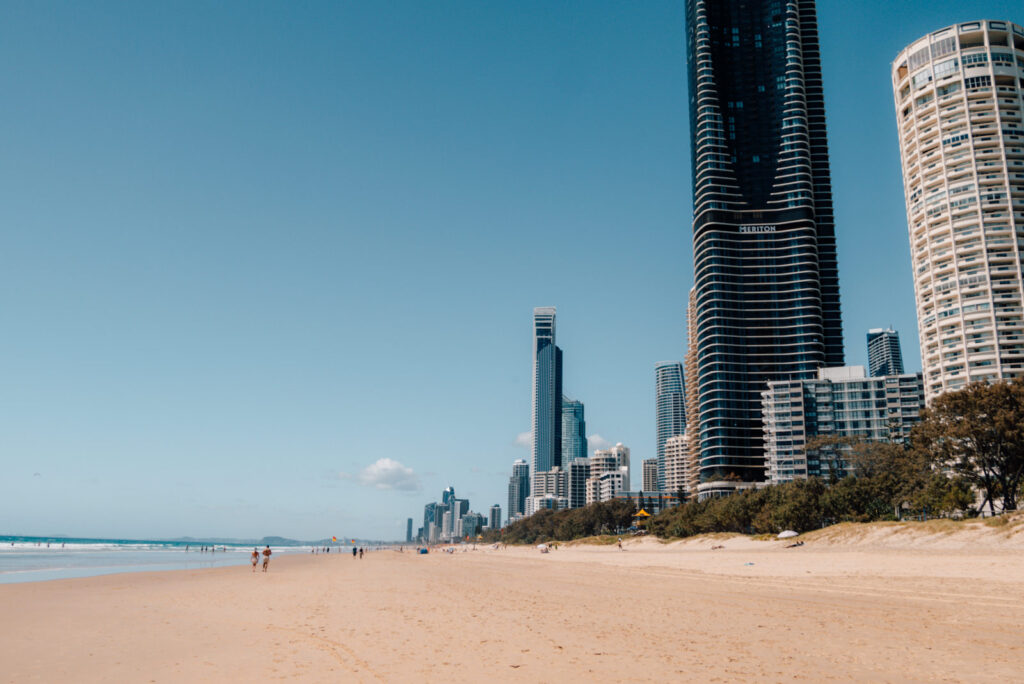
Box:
left=497, top=499, right=636, bottom=545
left=648, top=460, right=974, bottom=539
left=491, top=441, right=979, bottom=545
left=911, top=377, right=1024, bottom=514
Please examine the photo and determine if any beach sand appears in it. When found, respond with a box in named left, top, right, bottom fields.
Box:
left=3, top=522, right=1023, bottom=682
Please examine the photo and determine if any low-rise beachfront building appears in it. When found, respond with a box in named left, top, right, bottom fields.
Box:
left=614, top=491, right=680, bottom=516
left=761, top=366, right=926, bottom=484
left=526, top=494, right=569, bottom=515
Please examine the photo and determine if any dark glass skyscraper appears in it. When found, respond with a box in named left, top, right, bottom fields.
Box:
left=532, top=307, right=563, bottom=477
left=866, top=328, right=904, bottom=378
left=561, top=397, right=587, bottom=465
left=507, top=459, right=529, bottom=520
left=686, top=0, right=843, bottom=493
left=655, top=361, right=686, bottom=490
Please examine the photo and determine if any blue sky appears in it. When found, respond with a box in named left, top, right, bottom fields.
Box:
left=2, top=1, right=1020, bottom=540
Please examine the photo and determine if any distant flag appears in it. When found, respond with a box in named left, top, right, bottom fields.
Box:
left=332, top=536, right=337, bottom=542
left=350, top=539, right=355, bottom=543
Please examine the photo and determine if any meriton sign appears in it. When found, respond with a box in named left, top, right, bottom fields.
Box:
left=739, top=224, right=777, bottom=234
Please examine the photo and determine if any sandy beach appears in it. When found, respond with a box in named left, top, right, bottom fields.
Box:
left=3, top=521, right=1024, bottom=683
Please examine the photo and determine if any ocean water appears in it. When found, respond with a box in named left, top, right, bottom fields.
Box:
left=0, top=536, right=309, bottom=584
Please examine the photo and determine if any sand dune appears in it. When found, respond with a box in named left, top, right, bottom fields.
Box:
left=3, top=521, right=1023, bottom=682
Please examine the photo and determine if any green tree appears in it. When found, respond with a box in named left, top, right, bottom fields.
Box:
left=912, top=378, right=1024, bottom=513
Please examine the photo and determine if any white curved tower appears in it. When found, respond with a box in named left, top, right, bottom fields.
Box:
left=892, top=20, right=1024, bottom=401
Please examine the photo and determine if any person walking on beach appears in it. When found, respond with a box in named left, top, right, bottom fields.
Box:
left=261, top=545, right=272, bottom=572
left=352, top=547, right=357, bottom=558
left=359, top=547, right=364, bottom=559
left=251, top=547, right=259, bottom=571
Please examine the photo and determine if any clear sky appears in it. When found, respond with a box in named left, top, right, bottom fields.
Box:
left=2, top=1, right=1020, bottom=540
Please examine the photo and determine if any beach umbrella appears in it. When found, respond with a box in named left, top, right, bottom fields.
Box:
left=777, top=530, right=799, bottom=539
left=633, top=509, right=651, bottom=518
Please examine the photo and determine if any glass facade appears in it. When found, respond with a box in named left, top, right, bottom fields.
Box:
left=686, top=0, right=843, bottom=492
left=762, top=367, right=925, bottom=484
left=561, top=398, right=587, bottom=466
left=507, top=459, right=529, bottom=520
left=532, top=307, right=563, bottom=476
left=655, top=361, right=686, bottom=490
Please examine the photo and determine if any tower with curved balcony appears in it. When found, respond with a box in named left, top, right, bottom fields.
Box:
left=892, top=20, right=1024, bottom=401
left=654, top=361, right=686, bottom=491
left=686, top=0, right=843, bottom=497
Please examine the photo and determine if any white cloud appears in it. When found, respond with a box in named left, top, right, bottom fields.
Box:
left=515, top=431, right=532, bottom=449
left=587, top=434, right=612, bottom=452
left=343, top=458, right=421, bottom=492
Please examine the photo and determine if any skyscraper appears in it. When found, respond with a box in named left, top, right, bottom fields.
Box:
left=591, top=444, right=631, bottom=491
left=892, top=21, right=1024, bottom=400
left=489, top=504, right=501, bottom=530
left=566, top=457, right=591, bottom=509
left=406, top=518, right=413, bottom=543
left=655, top=361, right=686, bottom=490
left=507, top=459, right=530, bottom=521
left=663, top=434, right=691, bottom=497
left=686, top=0, right=843, bottom=497
left=642, top=458, right=659, bottom=492
left=561, top=398, right=587, bottom=466
left=423, top=502, right=441, bottom=540
left=532, top=307, right=563, bottom=478
left=867, top=328, right=905, bottom=377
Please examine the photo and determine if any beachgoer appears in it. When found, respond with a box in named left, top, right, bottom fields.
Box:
left=262, top=545, right=271, bottom=572
left=359, top=548, right=364, bottom=559
left=617, top=538, right=622, bottom=550
left=352, top=547, right=357, bottom=558
left=251, top=547, right=259, bottom=571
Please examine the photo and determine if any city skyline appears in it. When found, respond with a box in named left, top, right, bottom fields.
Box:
left=2, top=1, right=1021, bottom=540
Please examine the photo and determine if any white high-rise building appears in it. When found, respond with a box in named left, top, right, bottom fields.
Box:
left=592, top=444, right=631, bottom=490
left=441, top=511, right=453, bottom=540
left=662, top=435, right=689, bottom=496
left=892, top=20, right=1024, bottom=401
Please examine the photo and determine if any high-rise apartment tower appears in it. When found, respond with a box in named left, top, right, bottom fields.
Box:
left=867, top=328, right=905, bottom=377
left=686, top=0, right=843, bottom=496
left=507, top=459, right=530, bottom=521
left=532, top=307, right=563, bottom=478
left=561, top=398, right=587, bottom=465
left=654, top=361, right=686, bottom=491
left=892, top=20, right=1024, bottom=400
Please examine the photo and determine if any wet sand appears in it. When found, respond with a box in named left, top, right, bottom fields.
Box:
left=2, top=530, right=1023, bottom=682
